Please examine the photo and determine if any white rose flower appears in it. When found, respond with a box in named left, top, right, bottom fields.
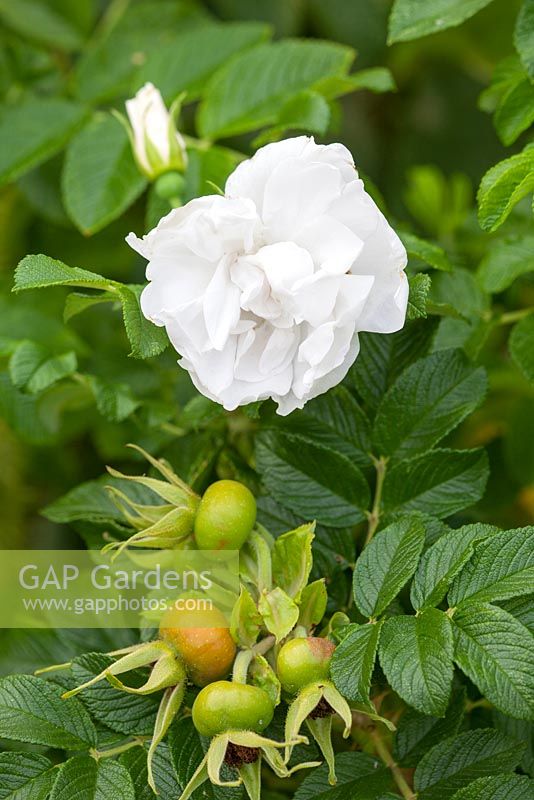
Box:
left=125, top=82, right=187, bottom=178
left=127, top=136, right=408, bottom=415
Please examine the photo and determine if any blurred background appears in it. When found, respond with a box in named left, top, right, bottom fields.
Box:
left=0, top=0, right=532, bottom=556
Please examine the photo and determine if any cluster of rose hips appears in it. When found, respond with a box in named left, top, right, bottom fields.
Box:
left=45, top=449, right=351, bottom=800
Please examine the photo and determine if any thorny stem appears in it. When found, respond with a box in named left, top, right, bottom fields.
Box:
left=91, top=736, right=149, bottom=761
left=365, top=456, right=388, bottom=546
left=369, top=729, right=417, bottom=800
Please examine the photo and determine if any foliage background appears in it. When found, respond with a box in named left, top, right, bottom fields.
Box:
left=0, top=0, right=533, bottom=796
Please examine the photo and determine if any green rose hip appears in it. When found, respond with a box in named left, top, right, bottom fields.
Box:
left=194, top=480, right=257, bottom=550
left=276, top=637, right=335, bottom=695
left=192, top=681, right=274, bottom=737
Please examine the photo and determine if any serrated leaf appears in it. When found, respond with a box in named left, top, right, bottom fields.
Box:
left=256, top=430, right=370, bottom=528
left=388, top=0, right=494, bottom=44
left=293, top=751, right=391, bottom=799
left=330, top=621, right=383, bottom=705
left=120, top=744, right=180, bottom=800
left=493, top=711, right=534, bottom=777
left=117, top=285, right=169, bottom=359
left=72, top=654, right=160, bottom=736
left=198, top=39, right=354, bottom=139
left=448, top=526, right=534, bottom=605
left=414, top=728, right=524, bottom=800
left=382, top=449, right=489, bottom=519
left=83, top=374, right=139, bottom=422
left=394, top=688, right=466, bottom=767
left=0, top=675, right=96, bottom=749
left=13, top=254, right=112, bottom=293
left=50, top=756, right=135, bottom=800
left=401, top=231, right=452, bottom=271
left=515, top=0, right=534, bottom=80
left=411, top=524, right=498, bottom=610
left=230, top=586, right=262, bottom=648
left=137, top=22, right=270, bottom=102
left=62, top=114, right=147, bottom=234
left=494, top=77, right=534, bottom=146
left=407, top=273, right=431, bottom=320
left=0, top=99, right=87, bottom=185
left=0, top=752, right=56, bottom=800
left=452, top=603, right=534, bottom=719
left=353, top=516, right=425, bottom=618
left=450, top=774, right=534, bottom=799
left=379, top=610, right=454, bottom=716
left=477, top=143, right=534, bottom=232
left=477, top=234, right=534, bottom=292
left=499, top=594, right=534, bottom=633
left=373, top=350, right=487, bottom=462
left=274, top=385, right=371, bottom=469
left=510, top=314, right=534, bottom=383
left=346, top=320, right=438, bottom=412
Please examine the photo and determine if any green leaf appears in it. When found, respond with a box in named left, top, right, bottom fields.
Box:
left=50, top=756, right=135, bottom=800
left=515, top=0, right=534, bottom=80
left=450, top=774, right=534, bottom=799
left=388, top=0, right=495, bottom=44
left=414, top=728, right=524, bottom=800
left=330, top=621, right=383, bottom=705
left=0, top=0, right=83, bottom=51
left=293, top=751, right=392, bottom=799
left=73, top=1, right=207, bottom=104
left=0, top=98, right=87, bottom=185
left=120, top=744, right=180, bottom=800
left=83, top=374, right=139, bottom=422
left=137, top=22, right=270, bottom=102
left=379, top=610, right=454, bottom=716
left=394, top=688, right=466, bottom=767
left=272, top=522, right=315, bottom=601
left=382, top=449, right=489, bottom=519
left=117, top=285, right=169, bottom=359
left=254, top=90, right=331, bottom=145
left=198, top=39, right=354, bottom=139
left=353, top=516, right=425, bottom=618
left=9, top=342, right=77, bottom=394
left=0, top=675, right=96, bottom=749
left=494, top=78, right=534, bottom=146
left=407, top=273, right=432, bottom=320
left=401, top=231, right=453, bottom=271
left=274, top=385, right=372, bottom=469
left=452, top=603, right=534, bottom=719
left=62, top=114, right=147, bottom=234
left=72, top=654, right=160, bottom=736
left=493, top=711, right=534, bottom=777
left=13, top=254, right=112, bottom=293
left=499, top=594, right=534, bottom=634
left=256, top=430, right=370, bottom=528
left=230, top=586, right=262, bottom=648
left=477, top=143, right=534, bottom=232
left=64, top=292, right=116, bottom=323
left=346, top=320, right=438, bottom=412
left=477, top=234, right=534, bottom=292
left=372, top=350, right=487, bottom=463
left=411, top=524, right=498, bottom=610
left=258, top=586, right=299, bottom=642
left=0, top=752, right=57, bottom=800
left=448, top=526, right=534, bottom=605
left=510, top=314, right=534, bottom=383
left=183, top=146, right=242, bottom=202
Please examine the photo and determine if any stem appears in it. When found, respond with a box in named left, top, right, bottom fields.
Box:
left=232, top=650, right=254, bottom=683
left=369, top=729, right=416, bottom=800
left=365, top=457, right=387, bottom=546
left=91, top=736, right=148, bottom=760
left=253, top=635, right=275, bottom=656
left=498, top=308, right=534, bottom=325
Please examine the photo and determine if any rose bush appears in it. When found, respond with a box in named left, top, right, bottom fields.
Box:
left=128, top=136, right=408, bottom=414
